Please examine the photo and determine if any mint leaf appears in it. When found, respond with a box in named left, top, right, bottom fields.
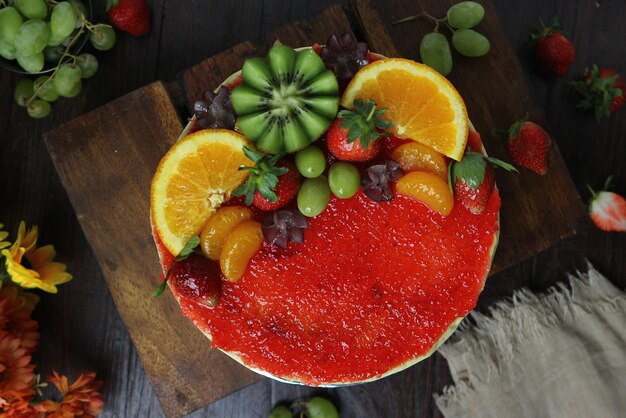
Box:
left=177, top=235, right=200, bottom=260
left=453, top=152, right=486, bottom=189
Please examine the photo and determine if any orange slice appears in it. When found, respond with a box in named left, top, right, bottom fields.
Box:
left=340, top=58, right=468, bottom=161
left=150, top=129, right=252, bottom=256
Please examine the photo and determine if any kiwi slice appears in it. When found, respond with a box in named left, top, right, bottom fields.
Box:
left=230, top=44, right=339, bottom=154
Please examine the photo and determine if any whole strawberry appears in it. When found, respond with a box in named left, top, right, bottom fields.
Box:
left=452, top=151, right=516, bottom=214
left=169, top=253, right=222, bottom=307
left=505, top=120, right=552, bottom=175
left=528, top=18, right=575, bottom=76
left=106, top=0, right=150, bottom=37
left=233, top=148, right=301, bottom=211
left=327, top=99, right=392, bottom=162
left=572, top=65, right=625, bottom=121
left=587, top=177, right=626, bottom=232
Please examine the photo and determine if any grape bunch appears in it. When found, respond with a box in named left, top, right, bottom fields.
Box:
left=394, top=1, right=490, bottom=76
left=0, top=0, right=116, bottom=118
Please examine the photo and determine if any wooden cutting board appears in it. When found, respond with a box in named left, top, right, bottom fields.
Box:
left=44, top=2, right=585, bottom=417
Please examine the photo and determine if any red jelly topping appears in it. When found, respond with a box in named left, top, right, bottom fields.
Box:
left=157, top=187, right=500, bottom=385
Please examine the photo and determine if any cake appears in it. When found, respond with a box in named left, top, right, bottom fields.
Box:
left=150, top=34, right=503, bottom=386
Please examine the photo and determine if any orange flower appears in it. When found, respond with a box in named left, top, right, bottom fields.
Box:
left=0, top=286, right=39, bottom=353
left=0, top=332, right=35, bottom=410
left=34, top=371, right=103, bottom=417
left=1, top=222, right=72, bottom=294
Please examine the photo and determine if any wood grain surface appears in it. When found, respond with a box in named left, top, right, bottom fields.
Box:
left=1, top=1, right=625, bottom=417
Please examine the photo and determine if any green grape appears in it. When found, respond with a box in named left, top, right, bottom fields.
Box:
left=0, top=39, right=17, bottom=60
left=304, top=397, right=339, bottom=418
left=295, top=145, right=326, bottom=178
left=53, top=63, right=82, bottom=96
left=297, top=176, right=331, bottom=217
left=452, top=29, right=490, bottom=57
left=43, top=45, right=64, bottom=62
left=0, top=7, right=24, bottom=45
left=46, top=26, right=66, bottom=46
left=89, top=26, right=116, bottom=51
left=328, top=162, right=360, bottom=199
left=14, top=78, right=35, bottom=107
left=14, top=0, right=48, bottom=20
left=34, top=76, right=59, bottom=102
left=76, top=53, right=98, bottom=78
left=15, top=19, right=49, bottom=56
left=16, top=51, right=45, bottom=73
left=63, top=78, right=82, bottom=98
left=67, top=0, right=88, bottom=25
left=27, top=99, right=51, bottom=118
left=51, top=2, right=78, bottom=39
left=267, top=405, right=291, bottom=418
left=447, top=1, right=485, bottom=29
left=420, top=32, right=453, bottom=76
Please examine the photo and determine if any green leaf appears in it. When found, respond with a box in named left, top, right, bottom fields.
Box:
left=453, top=152, right=486, bottom=190
left=485, top=156, right=518, bottom=172
left=177, top=236, right=200, bottom=260
left=338, top=99, right=394, bottom=150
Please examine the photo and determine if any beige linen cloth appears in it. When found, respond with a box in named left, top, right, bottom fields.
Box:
left=435, top=265, right=626, bottom=418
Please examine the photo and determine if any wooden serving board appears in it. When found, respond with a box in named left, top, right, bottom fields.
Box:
left=44, top=2, right=585, bottom=417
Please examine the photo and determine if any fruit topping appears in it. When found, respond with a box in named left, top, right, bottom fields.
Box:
left=528, top=17, right=574, bottom=77
left=572, top=65, right=625, bottom=121
left=230, top=44, right=339, bottom=154
left=361, top=160, right=403, bottom=202
left=420, top=32, right=453, bottom=76
left=396, top=171, right=454, bottom=216
left=320, top=33, right=369, bottom=82
left=261, top=210, right=309, bottom=249
left=294, top=145, right=326, bottom=178
left=447, top=1, right=485, bottom=29
left=234, top=147, right=301, bottom=211
left=341, top=58, right=468, bottom=161
left=587, top=177, right=626, bottom=232
left=328, top=162, right=360, bottom=199
left=451, top=151, right=516, bottom=215
left=150, top=130, right=252, bottom=256
left=504, top=120, right=552, bottom=175
left=326, top=99, right=392, bottom=162
left=193, top=86, right=236, bottom=130
left=220, top=220, right=264, bottom=282
left=391, top=141, right=448, bottom=179
left=169, top=253, right=221, bottom=307
left=200, top=206, right=254, bottom=260
left=297, top=176, right=331, bottom=217
left=452, top=29, right=490, bottom=58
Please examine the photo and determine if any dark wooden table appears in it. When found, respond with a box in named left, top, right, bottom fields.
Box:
left=1, top=1, right=624, bottom=417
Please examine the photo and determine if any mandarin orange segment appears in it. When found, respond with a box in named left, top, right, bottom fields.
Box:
left=220, top=220, right=264, bottom=282
left=396, top=171, right=454, bottom=216
left=341, top=58, right=468, bottom=161
left=391, top=142, right=448, bottom=179
left=200, top=206, right=255, bottom=260
left=150, top=129, right=253, bottom=256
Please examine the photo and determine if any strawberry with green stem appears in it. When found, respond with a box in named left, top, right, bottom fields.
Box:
left=528, top=17, right=575, bottom=77
left=451, top=151, right=517, bottom=215
left=234, top=147, right=300, bottom=211
left=587, top=176, right=626, bottom=232
left=327, top=99, right=392, bottom=161
left=572, top=65, right=625, bottom=122
left=504, top=119, right=552, bottom=175
left=153, top=236, right=200, bottom=297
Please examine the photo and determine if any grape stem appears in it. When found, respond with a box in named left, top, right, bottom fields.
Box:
left=392, top=10, right=447, bottom=32
left=0, top=0, right=7, bottom=7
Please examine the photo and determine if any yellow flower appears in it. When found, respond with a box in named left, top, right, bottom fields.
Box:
left=1, top=222, right=72, bottom=294
left=0, top=224, right=9, bottom=250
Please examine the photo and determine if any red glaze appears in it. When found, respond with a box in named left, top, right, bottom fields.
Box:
left=466, top=130, right=484, bottom=154
left=155, top=186, right=500, bottom=385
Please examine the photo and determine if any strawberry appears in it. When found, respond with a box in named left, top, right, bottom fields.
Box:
left=587, top=177, right=626, bottom=232
left=233, top=148, right=300, bottom=211
left=169, top=253, right=222, bottom=307
left=572, top=65, right=625, bottom=121
left=528, top=18, right=575, bottom=76
left=106, top=0, right=150, bottom=37
left=451, top=151, right=516, bottom=214
left=327, top=99, right=393, bottom=161
left=505, top=120, right=552, bottom=175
